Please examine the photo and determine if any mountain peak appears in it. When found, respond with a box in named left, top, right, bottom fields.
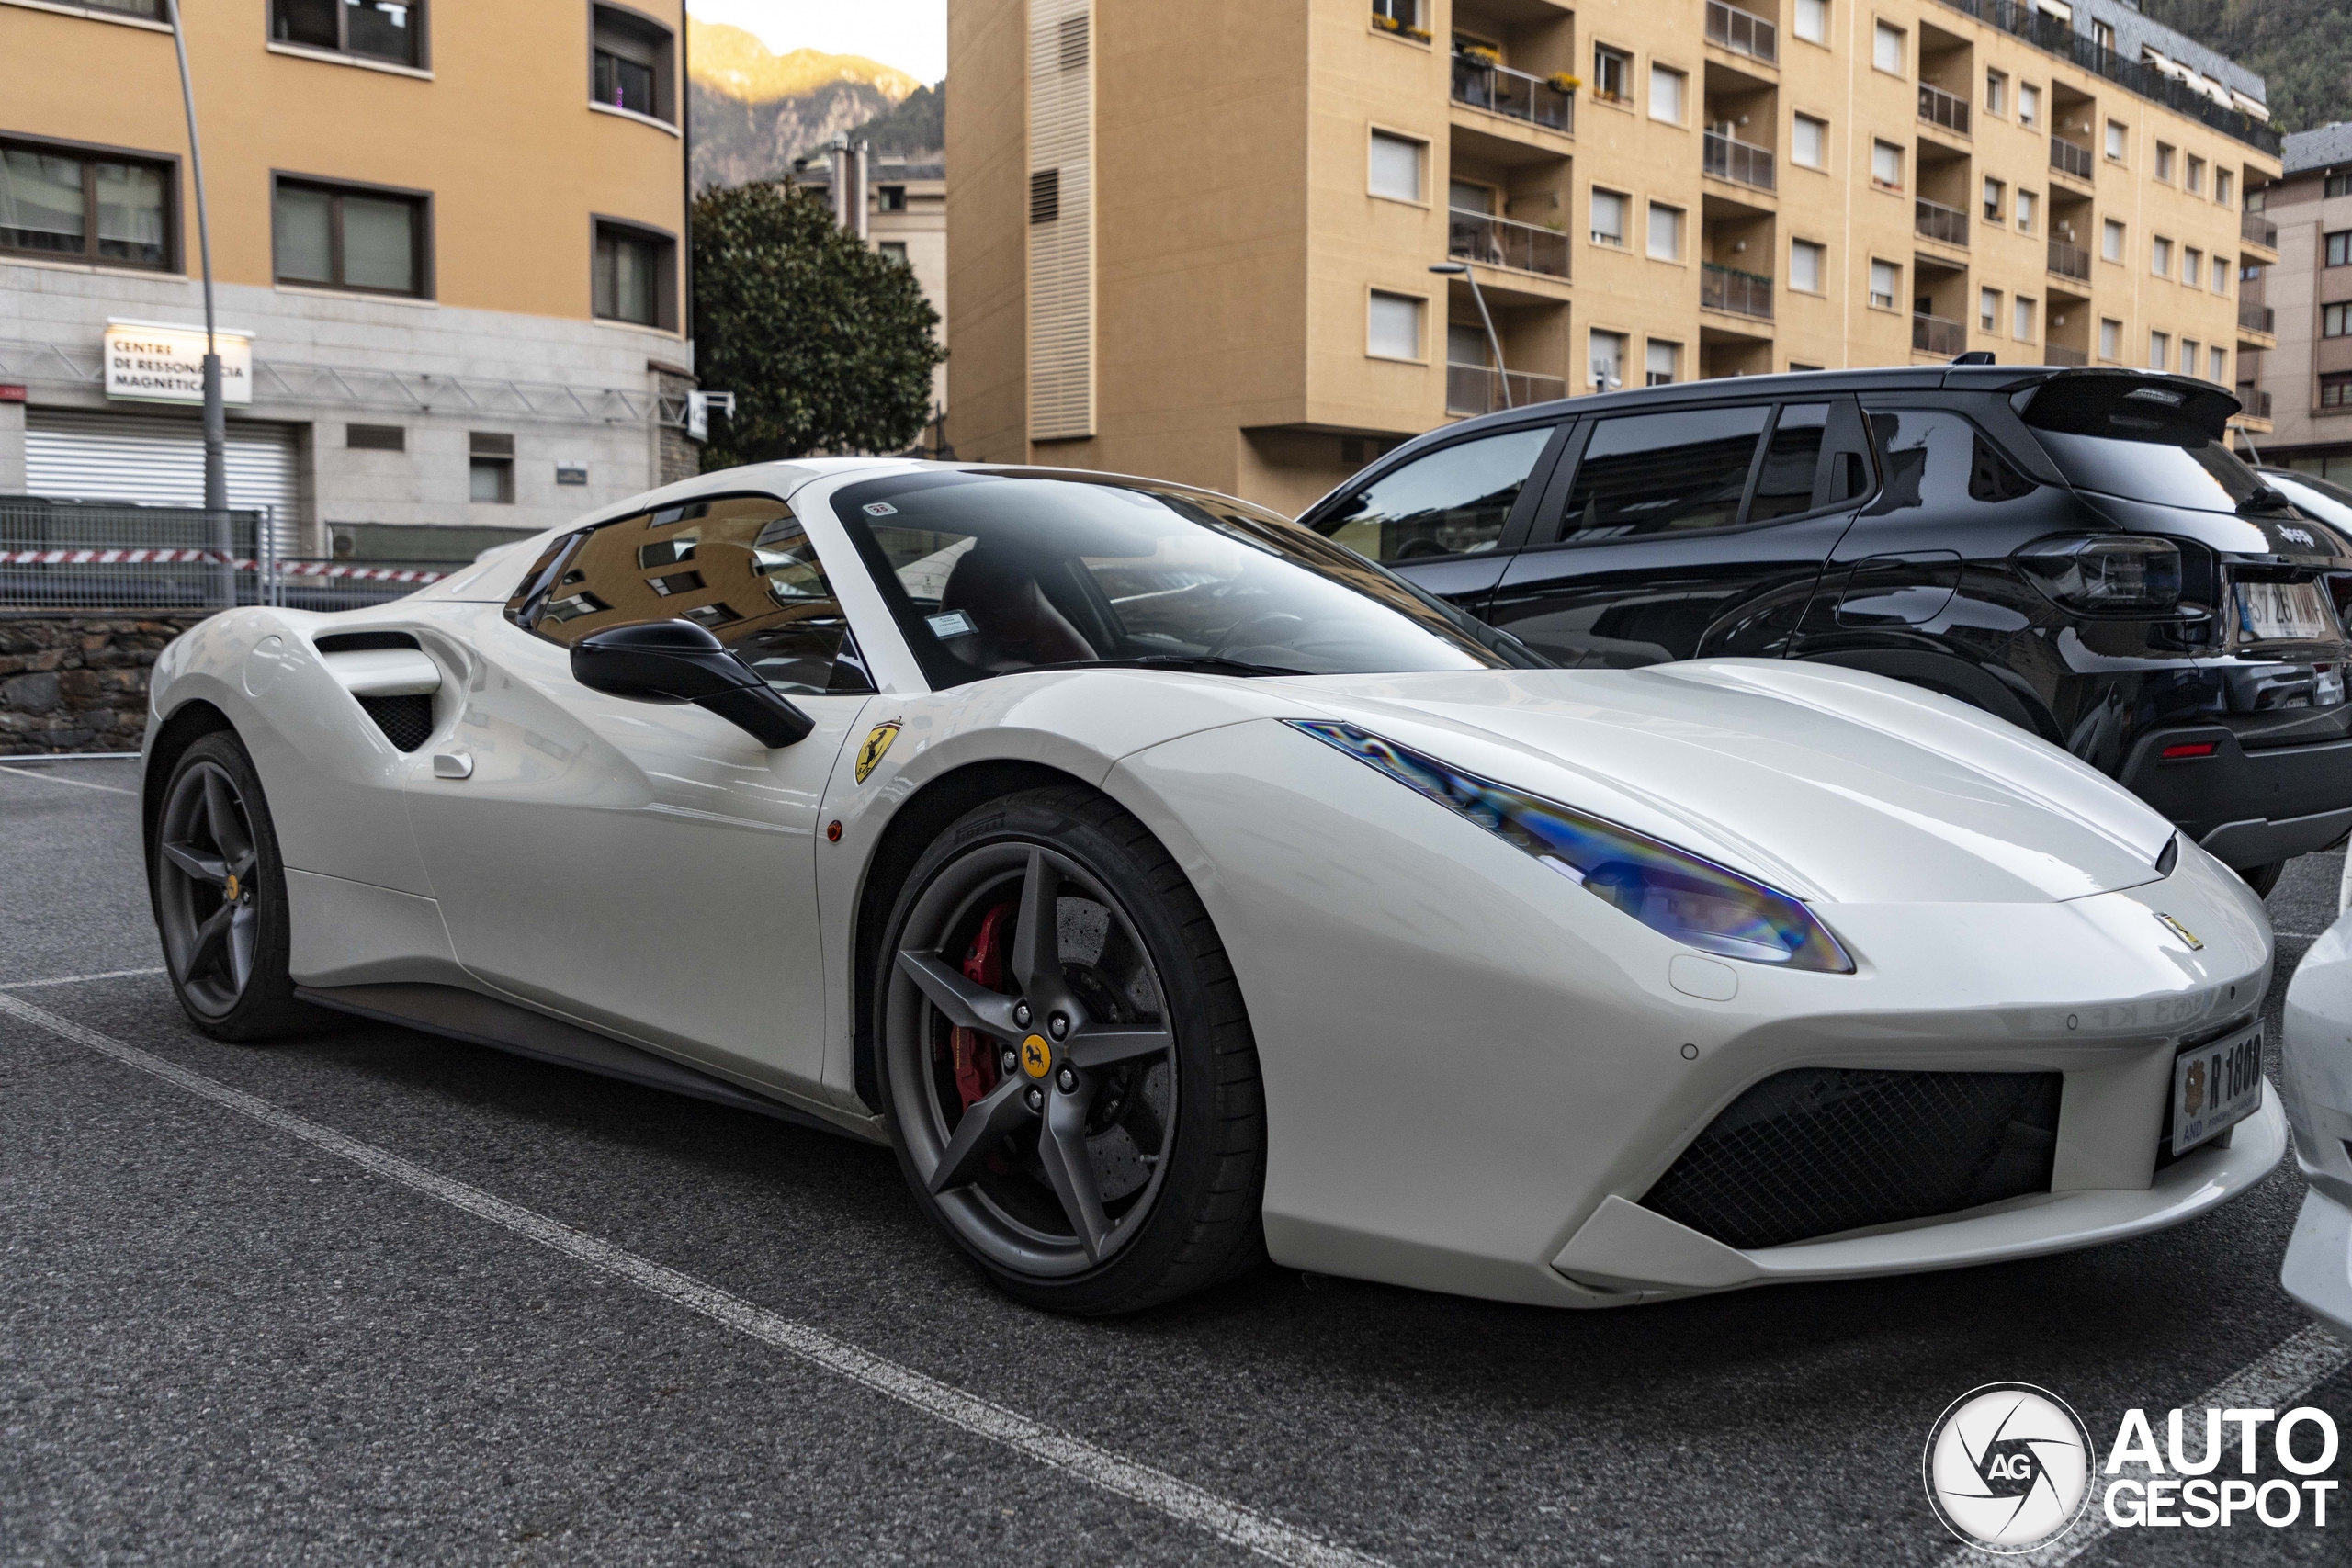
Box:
left=687, top=18, right=920, bottom=104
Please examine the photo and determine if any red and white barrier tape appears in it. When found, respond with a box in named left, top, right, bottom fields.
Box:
left=0, top=549, right=446, bottom=583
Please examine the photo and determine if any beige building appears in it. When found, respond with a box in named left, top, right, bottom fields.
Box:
left=803, top=144, right=950, bottom=436
left=2243, top=123, right=2352, bottom=477
left=947, top=0, right=2281, bottom=514
left=1, top=0, right=696, bottom=559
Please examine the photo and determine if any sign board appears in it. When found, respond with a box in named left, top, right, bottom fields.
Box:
left=103, top=320, right=253, bottom=406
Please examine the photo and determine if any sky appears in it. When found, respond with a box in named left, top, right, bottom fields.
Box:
left=688, top=0, right=948, bottom=85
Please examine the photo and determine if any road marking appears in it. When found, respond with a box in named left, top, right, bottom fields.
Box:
left=0, top=764, right=136, bottom=795
left=0, top=966, right=167, bottom=989
left=0, top=990, right=1387, bottom=1568
left=1938, top=1323, right=2352, bottom=1566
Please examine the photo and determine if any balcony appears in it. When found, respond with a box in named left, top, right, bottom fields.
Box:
left=1452, top=55, right=1576, bottom=136
left=1446, top=363, right=1570, bottom=417
left=2047, top=238, right=2091, bottom=281
left=2239, top=299, right=2275, bottom=334
left=2236, top=386, right=2273, bottom=420
left=2044, top=344, right=2088, bottom=367
left=1704, top=0, right=1777, bottom=64
left=1918, top=84, right=1971, bottom=136
left=1913, top=313, right=1965, bottom=356
left=2242, top=211, right=2278, bottom=252
left=1702, top=130, right=1776, bottom=193
left=1916, top=197, right=1969, bottom=247
left=1448, top=209, right=1571, bottom=279
left=1702, top=262, right=1774, bottom=320
left=2050, top=137, right=2095, bottom=182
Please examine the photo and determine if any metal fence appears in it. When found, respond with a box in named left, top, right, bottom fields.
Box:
left=1918, top=84, right=1971, bottom=136
left=1701, top=263, right=1774, bottom=320
left=1447, top=209, right=1570, bottom=278
left=1915, top=197, right=1970, bottom=247
left=1913, top=314, right=1966, bottom=356
left=1449, top=57, right=1574, bottom=135
left=2050, top=137, right=2095, bottom=182
left=2048, top=238, right=2091, bottom=281
left=1705, top=0, right=1776, bottom=63
left=1702, top=131, right=1775, bottom=192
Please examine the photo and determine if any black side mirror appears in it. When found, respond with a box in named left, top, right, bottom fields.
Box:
left=570, top=619, right=815, bottom=748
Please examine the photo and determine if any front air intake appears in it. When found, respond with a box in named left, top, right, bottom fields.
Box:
left=356, top=694, right=435, bottom=753
left=1639, top=1068, right=2063, bottom=1250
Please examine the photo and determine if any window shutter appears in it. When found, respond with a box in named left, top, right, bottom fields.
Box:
left=1027, top=0, right=1094, bottom=441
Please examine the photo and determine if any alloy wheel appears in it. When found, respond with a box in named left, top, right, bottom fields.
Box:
left=155, top=759, right=261, bottom=1017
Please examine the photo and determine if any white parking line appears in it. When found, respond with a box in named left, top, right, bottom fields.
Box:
left=0, top=990, right=1387, bottom=1568
left=0, top=764, right=136, bottom=795
left=1939, top=1323, right=2352, bottom=1566
left=0, top=966, right=167, bottom=989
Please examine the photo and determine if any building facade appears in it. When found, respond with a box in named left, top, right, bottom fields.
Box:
left=2242, top=123, right=2352, bottom=479
left=947, top=0, right=2282, bottom=514
left=0, top=0, right=696, bottom=564
left=799, top=140, right=951, bottom=438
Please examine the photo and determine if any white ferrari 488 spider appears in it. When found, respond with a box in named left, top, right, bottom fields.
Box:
left=141, top=459, right=2281, bottom=1314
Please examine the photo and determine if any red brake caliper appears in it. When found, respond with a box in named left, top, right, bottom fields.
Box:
left=951, top=904, right=1014, bottom=1112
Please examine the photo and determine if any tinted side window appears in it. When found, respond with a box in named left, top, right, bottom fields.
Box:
left=1747, top=403, right=1831, bottom=522
left=1561, top=406, right=1769, bottom=541
left=1317, top=425, right=1555, bottom=562
left=1865, top=410, right=2036, bottom=514
left=522, top=495, right=875, bottom=695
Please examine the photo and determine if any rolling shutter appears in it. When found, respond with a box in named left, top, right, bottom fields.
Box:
left=24, top=409, right=300, bottom=547
left=1027, top=0, right=1094, bottom=441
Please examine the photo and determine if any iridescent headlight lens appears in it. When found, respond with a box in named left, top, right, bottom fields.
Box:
left=1288, top=719, right=1855, bottom=973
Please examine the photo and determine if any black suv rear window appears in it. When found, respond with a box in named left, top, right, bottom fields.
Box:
left=2019, top=376, right=2262, bottom=513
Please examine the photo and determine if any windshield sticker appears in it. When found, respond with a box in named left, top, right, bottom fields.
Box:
left=926, top=609, right=977, bottom=639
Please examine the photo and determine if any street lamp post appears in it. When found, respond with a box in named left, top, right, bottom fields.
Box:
left=1430, top=261, right=1510, bottom=411
left=165, top=0, right=232, bottom=608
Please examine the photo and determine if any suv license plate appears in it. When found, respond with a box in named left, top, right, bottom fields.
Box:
left=2172, top=1024, right=2264, bottom=1156
left=2235, top=581, right=2335, bottom=642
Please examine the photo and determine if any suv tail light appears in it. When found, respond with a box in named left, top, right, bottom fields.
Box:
left=2014, top=535, right=2182, bottom=615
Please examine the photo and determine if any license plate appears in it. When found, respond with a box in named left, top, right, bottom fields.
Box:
left=2171, top=1025, right=2265, bottom=1156
left=2235, top=581, right=2336, bottom=643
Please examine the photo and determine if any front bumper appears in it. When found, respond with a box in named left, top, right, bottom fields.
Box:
left=2120, top=727, right=2352, bottom=867
left=2283, top=1188, right=2352, bottom=1344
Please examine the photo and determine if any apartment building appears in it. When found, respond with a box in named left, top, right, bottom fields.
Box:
left=0, top=0, right=696, bottom=561
left=2244, top=123, right=2352, bottom=479
left=798, top=141, right=951, bottom=434
left=946, top=0, right=2280, bottom=513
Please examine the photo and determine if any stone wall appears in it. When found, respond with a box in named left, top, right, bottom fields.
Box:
left=0, top=612, right=210, bottom=755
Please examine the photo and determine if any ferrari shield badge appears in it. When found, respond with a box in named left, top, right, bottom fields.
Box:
left=854, top=720, right=902, bottom=784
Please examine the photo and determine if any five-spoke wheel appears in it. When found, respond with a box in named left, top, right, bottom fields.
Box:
left=151, top=733, right=313, bottom=1040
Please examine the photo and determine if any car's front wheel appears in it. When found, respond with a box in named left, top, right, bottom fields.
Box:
left=876, top=786, right=1265, bottom=1314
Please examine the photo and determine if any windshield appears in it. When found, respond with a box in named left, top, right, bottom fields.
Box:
left=830, top=470, right=1541, bottom=687
left=2263, top=469, right=2352, bottom=529
left=2021, top=380, right=2264, bottom=513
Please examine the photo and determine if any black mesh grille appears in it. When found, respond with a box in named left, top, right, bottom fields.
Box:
left=356, top=694, right=435, bottom=752
left=1640, top=1068, right=2063, bottom=1251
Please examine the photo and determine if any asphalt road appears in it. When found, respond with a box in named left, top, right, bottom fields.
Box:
left=5, top=754, right=2350, bottom=1567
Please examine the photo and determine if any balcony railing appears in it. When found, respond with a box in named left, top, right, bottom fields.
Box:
left=2239, top=299, right=2276, bottom=334
left=2043, top=344, right=2089, bottom=367
left=1445, top=363, right=1570, bottom=417
left=2047, top=238, right=2091, bottom=280
left=2236, top=387, right=2273, bottom=420
left=2050, top=137, right=2095, bottom=181
left=1451, top=55, right=1576, bottom=135
left=1447, top=209, right=1571, bottom=278
left=1918, top=83, right=1971, bottom=136
left=1704, top=0, right=1777, bottom=63
left=1701, top=262, right=1774, bottom=320
left=1702, top=130, right=1776, bottom=192
left=2242, top=211, right=2278, bottom=252
left=1916, top=197, right=1969, bottom=246
left=1914, top=313, right=1966, bottom=356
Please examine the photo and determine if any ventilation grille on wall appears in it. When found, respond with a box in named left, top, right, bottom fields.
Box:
left=1027, top=0, right=1094, bottom=442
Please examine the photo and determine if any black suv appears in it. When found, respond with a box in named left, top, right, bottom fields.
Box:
left=1299, top=366, right=2352, bottom=893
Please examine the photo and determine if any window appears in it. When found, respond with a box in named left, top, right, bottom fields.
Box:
left=2019, top=84, right=2041, bottom=128
left=878, top=240, right=908, bottom=264
left=2099, top=318, right=2120, bottom=361
left=1870, top=258, right=1898, bottom=310
left=1645, top=339, right=1680, bottom=387
left=0, top=140, right=172, bottom=270
left=2326, top=303, right=2352, bottom=339
left=2148, top=331, right=2169, bottom=370
left=2217, top=169, right=2234, bottom=206
left=1367, top=290, right=1423, bottom=359
left=1794, top=0, right=1827, bottom=45
left=1983, top=177, right=2005, bottom=222
left=593, top=6, right=673, bottom=121
left=2184, top=246, right=2202, bottom=287
left=1749, top=404, right=1832, bottom=523
left=1371, top=0, right=1419, bottom=24
left=1980, top=287, right=2000, bottom=332
left=1590, top=187, right=1627, bottom=246
left=271, top=0, right=423, bottom=68
left=2093, top=19, right=2115, bottom=51
left=2105, top=120, right=2127, bottom=162
left=1647, top=201, right=1683, bottom=260
left=2152, top=236, right=2171, bottom=276
left=1986, top=71, right=2007, bottom=115
left=2330, top=173, right=2352, bottom=199
left=2181, top=338, right=2199, bottom=375
left=1873, top=21, right=1904, bottom=75
left=2330, top=231, right=2352, bottom=268
left=2014, top=296, right=2035, bottom=341
left=876, top=186, right=907, bottom=213
left=2016, top=189, right=2037, bottom=234
left=1592, top=45, right=1632, bottom=103
left=2188, top=155, right=2206, bottom=195
left=1564, top=407, right=1770, bottom=539
left=2210, top=345, right=2228, bottom=383
left=1589, top=329, right=1626, bottom=390
left=1871, top=141, right=1903, bottom=192
left=1792, top=115, right=1827, bottom=170
left=2155, top=142, right=2175, bottom=182
left=469, top=432, right=514, bottom=504
left=1650, top=66, right=1686, bottom=124
left=1791, top=238, right=1826, bottom=292
left=2101, top=219, right=2124, bottom=262
left=2213, top=254, right=2231, bottom=291
left=1321, top=426, right=1554, bottom=561
left=1367, top=130, right=1425, bottom=201
left=274, top=177, right=426, bottom=296
left=593, top=220, right=674, bottom=327
left=2324, top=373, right=2352, bottom=409
left=347, top=423, right=404, bottom=450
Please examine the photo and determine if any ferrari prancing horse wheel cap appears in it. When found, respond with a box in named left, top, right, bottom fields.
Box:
left=1019, top=1033, right=1053, bottom=1078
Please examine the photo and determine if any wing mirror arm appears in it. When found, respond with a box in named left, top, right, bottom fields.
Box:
left=570, top=620, right=815, bottom=748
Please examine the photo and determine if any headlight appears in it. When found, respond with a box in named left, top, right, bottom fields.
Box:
left=2015, top=534, right=2181, bottom=615
left=1288, top=720, right=1855, bottom=973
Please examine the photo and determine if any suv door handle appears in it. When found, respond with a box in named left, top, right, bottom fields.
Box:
left=432, top=750, right=473, bottom=780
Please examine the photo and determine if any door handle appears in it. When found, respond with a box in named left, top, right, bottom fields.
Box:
left=432, top=750, right=473, bottom=780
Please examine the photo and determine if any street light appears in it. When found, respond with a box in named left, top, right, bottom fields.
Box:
left=165, top=0, right=230, bottom=608
left=1430, top=261, right=1510, bottom=411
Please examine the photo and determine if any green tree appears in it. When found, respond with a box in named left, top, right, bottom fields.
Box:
left=692, top=180, right=944, bottom=468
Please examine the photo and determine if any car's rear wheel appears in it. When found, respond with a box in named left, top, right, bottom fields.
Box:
left=152, top=733, right=317, bottom=1041
left=2239, top=861, right=2285, bottom=898
left=876, top=786, right=1265, bottom=1314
